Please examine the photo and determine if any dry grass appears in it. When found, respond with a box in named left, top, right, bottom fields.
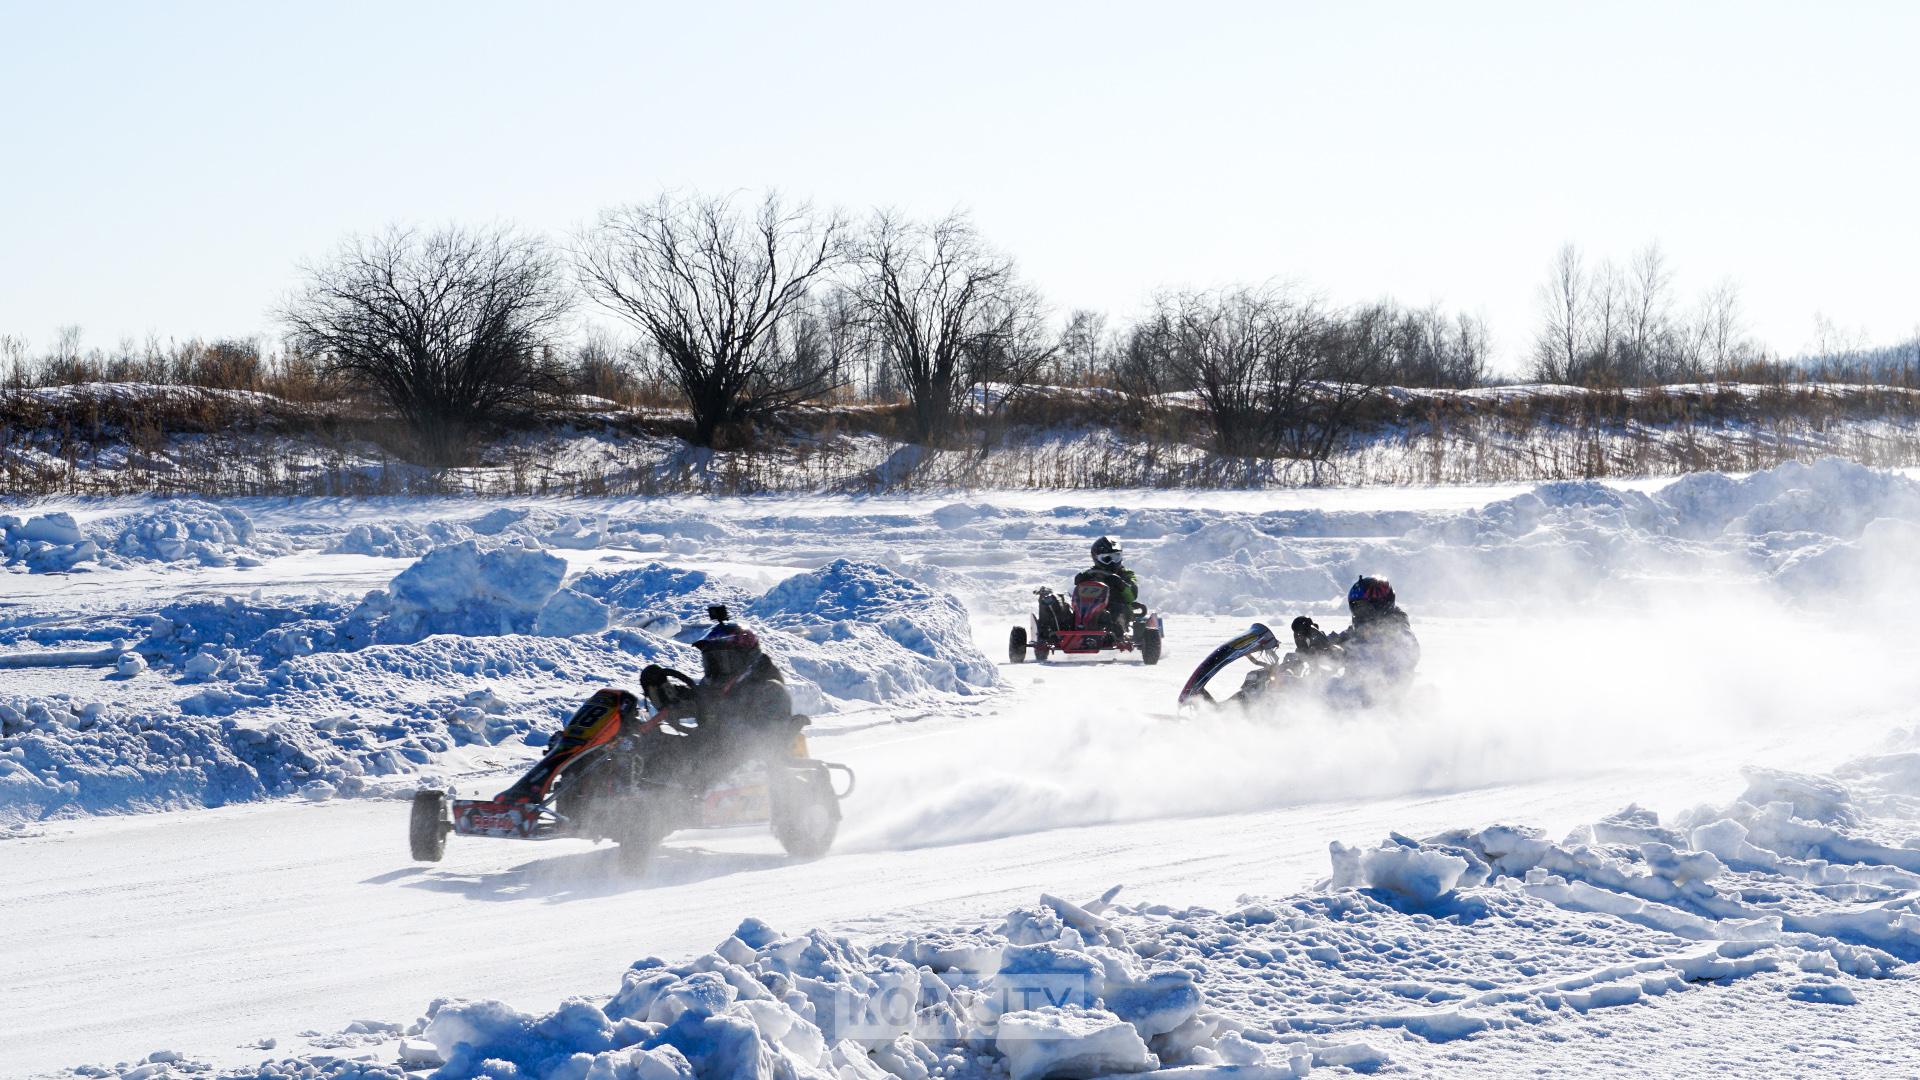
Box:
left=5, top=381, right=1920, bottom=497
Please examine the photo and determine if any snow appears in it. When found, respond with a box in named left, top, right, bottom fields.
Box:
left=3, top=499, right=280, bottom=572
left=6, top=457, right=1920, bottom=1076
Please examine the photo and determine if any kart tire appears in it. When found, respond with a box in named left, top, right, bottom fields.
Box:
left=773, top=769, right=840, bottom=859
left=1137, top=624, right=1163, bottom=666
left=409, top=790, right=449, bottom=862
left=1009, top=626, right=1028, bottom=664
left=614, top=814, right=665, bottom=873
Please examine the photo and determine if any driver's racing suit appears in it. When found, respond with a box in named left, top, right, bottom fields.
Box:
left=640, top=657, right=796, bottom=790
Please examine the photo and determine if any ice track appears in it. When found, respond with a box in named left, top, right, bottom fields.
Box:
left=6, top=462, right=1920, bottom=1076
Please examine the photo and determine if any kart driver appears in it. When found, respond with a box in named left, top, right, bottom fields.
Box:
left=1061, top=535, right=1140, bottom=635
left=1288, top=575, right=1421, bottom=708
left=638, top=608, right=797, bottom=790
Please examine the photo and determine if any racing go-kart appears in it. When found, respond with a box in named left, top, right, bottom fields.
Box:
left=408, top=683, right=856, bottom=870
left=1176, top=622, right=1333, bottom=711
left=1009, top=579, right=1164, bottom=665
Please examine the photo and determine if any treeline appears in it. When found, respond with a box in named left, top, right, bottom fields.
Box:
left=1528, top=241, right=1920, bottom=387
left=3, top=191, right=1913, bottom=467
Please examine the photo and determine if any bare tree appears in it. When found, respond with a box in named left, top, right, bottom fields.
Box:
left=281, top=224, right=572, bottom=466
left=1403, top=305, right=1489, bottom=388
left=1145, top=285, right=1374, bottom=459
left=1532, top=243, right=1588, bottom=383
left=850, top=211, right=1053, bottom=443
left=1624, top=243, right=1673, bottom=379
left=1588, top=259, right=1624, bottom=383
left=1696, top=280, right=1749, bottom=376
left=1, top=334, right=27, bottom=389
left=575, top=191, right=845, bottom=446
left=1056, top=309, right=1110, bottom=386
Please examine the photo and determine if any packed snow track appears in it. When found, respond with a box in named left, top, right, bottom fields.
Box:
left=5, top=461, right=1920, bottom=1077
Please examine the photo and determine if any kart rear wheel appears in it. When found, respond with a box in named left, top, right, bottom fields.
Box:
left=614, top=812, right=666, bottom=872
left=409, top=790, right=449, bottom=862
left=1008, top=626, right=1028, bottom=663
left=773, top=768, right=841, bottom=859
left=1137, top=624, right=1163, bottom=666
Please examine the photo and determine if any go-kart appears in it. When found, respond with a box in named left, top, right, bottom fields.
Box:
left=1009, top=579, right=1164, bottom=665
left=408, top=681, right=856, bottom=870
left=1176, top=622, right=1334, bottom=711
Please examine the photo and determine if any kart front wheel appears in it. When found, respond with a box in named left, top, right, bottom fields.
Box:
left=1008, top=626, right=1028, bottom=663
left=773, top=768, right=841, bottom=859
left=409, top=790, right=449, bottom=862
left=1137, top=624, right=1163, bottom=666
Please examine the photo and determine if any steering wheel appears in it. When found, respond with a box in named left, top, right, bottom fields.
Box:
left=644, top=666, right=701, bottom=735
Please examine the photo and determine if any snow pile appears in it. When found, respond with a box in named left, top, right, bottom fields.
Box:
left=1118, top=458, right=1920, bottom=614
left=1658, top=456, right=1920, bottom=541
left=324, top=511, right=610, bottom=559
left=3, top=501, right=283, bottom=572
left=570, top=562, right=751, bottom=636
left=229, top=892, right=1348, bottom=1079
left=351, top=541, right=580, bottom=643
left=0, top=555, right=1000, bottom=820
left=327, top=520, right=472, bottom=558
left=95, top=500, right=280, bottom=566
left=747, top=559, right=999, bottom=704
left=0, top=511, right=102, bottom=571
left=0, top=693, right=348, bottom=821
left=1773, top=517, right=1920, bottom=601
left=1131, top=521, right=1340, bottom=618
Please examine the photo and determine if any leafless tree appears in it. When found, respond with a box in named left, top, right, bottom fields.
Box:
left=1624, top=243, right=1673, bottom=379
left=849, top=211, right=1054, bottom=443
left=1588, top=259, right=1624, bottom=383
left=1056, top=309, right=1110, bottom=386
left=575, top=191, right=845, bottom=446
left=1532, top=243, right=1588, bottom=383
left=1143, top=285, right=1377, bottom=459
left=1696, top=280, right=1750, bottom=376
left=281, top=224, right=572, bottom=466
left=1410, top=306, right=1487, bottom=388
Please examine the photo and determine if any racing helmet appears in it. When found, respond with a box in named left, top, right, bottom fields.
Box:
left=1091, top=535, right=1124, bottom=569
left=1348, top=575, right=1396, bottom=622
left=695, top=618, right=763, bottom=682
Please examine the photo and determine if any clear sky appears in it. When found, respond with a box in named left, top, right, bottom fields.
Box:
left=2, top=0, right=1914, bottom=372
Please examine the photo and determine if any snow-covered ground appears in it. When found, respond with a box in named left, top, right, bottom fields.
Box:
left=5, top=458, right=1920, bottom=1077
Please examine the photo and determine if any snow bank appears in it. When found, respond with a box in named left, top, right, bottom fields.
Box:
left=0, top=693, right=347, bottom=820
left=351, top=541, right=579, bottom=643
left=1120, top=458, right=1920, bottom=614
left=326, top=520, right=471, bottom=558
left=0, top=511, right=101, bottom=571
left=2, top=500, right=282, bottom=572
left=0, top=552, right=993, bottom=820
left=747, top=559, right=999, bottom=704
left=225, top=891, right=1342, bottom=1079
left=571, top=563, right=752, bottom=636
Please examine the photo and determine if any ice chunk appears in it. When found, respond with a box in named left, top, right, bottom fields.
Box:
left=995, top=1005, right=1155, bottom=1080
left=535, top=588, right=611, bottom=637
left=19, top=512, right=84, bottom=545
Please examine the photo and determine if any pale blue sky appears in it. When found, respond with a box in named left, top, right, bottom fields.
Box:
left=2, top=1, right=1914, bottom=370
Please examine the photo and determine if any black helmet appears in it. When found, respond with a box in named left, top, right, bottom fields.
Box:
left=1091, top=535, right=1124, bottom=569
left=694, top=605, right=764, bottom=682
left=1347, top=576, right=1396, bottom=622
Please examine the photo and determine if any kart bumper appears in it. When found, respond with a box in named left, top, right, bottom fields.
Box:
left=450, top=797, right=547, bottom=840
